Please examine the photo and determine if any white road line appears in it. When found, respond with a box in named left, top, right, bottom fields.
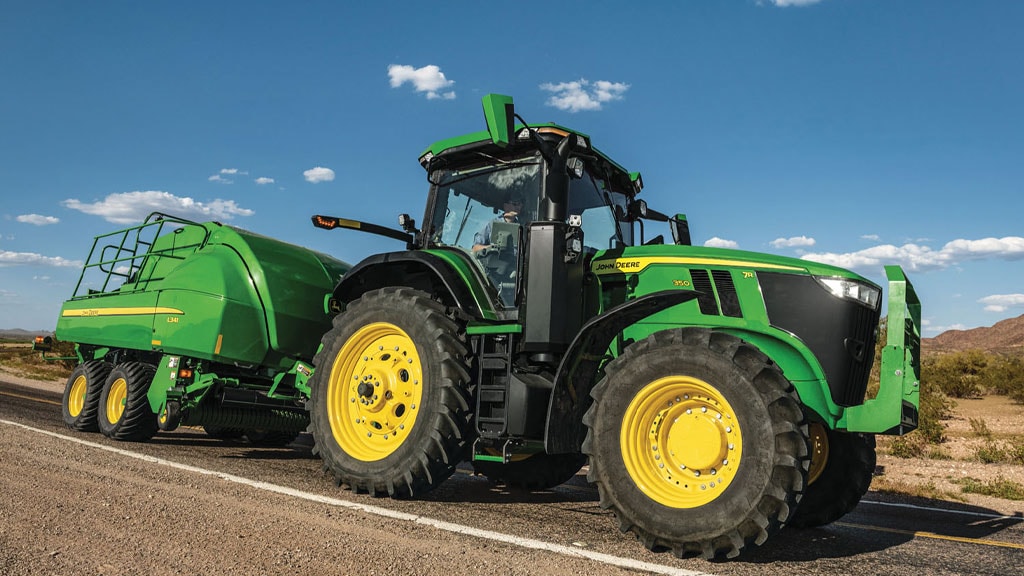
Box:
left=0, top=419, right=714, bottom=576
left=860, top=499, right=1024, bottom=521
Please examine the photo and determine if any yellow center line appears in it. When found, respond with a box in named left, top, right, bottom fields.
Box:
left=0, top=390, right=61, bottom=406
left=837, top=521, right=1024, bottom=550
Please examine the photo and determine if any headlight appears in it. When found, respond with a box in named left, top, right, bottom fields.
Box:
left=815, top=277, right=881, bottom=310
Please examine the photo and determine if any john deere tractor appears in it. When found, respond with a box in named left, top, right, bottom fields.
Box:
left=306, top=94, right=921, bottom=558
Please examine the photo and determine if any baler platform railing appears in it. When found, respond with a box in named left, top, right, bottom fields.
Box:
left=70, top=212, right=210, bottom=299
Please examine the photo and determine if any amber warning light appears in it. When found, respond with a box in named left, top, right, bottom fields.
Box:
left=311, top=215, right=338, bottom=230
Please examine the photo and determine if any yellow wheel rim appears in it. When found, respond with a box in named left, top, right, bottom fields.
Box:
left=807, top=422, right=830, bottom=485
left=68, top=375, right=88, bottom=417
left=105, top=377, right=127, bottom=425
left=327, top=322, right=423, bottom=462
left=620, top=375, right=743, bottom=508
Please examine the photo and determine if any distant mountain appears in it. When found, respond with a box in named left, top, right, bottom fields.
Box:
left=0, top=328, right=52, bottom=341
left=923, top=314, right=1024, bottom=355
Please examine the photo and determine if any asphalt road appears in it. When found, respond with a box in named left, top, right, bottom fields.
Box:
left=2, top=379, right=1022, bottom=575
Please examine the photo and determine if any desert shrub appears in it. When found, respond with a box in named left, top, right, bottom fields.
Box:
left=969, top=417, right=994, bottom=440
left=916, top=375, right=953, bottom=444
left=956, top=477, right=1024, bottom=501
left=981, top=355, right=1024, bottom=401
left=924, top=350, right=989, bottom=398
left=887, top=434, right=928, bottom=458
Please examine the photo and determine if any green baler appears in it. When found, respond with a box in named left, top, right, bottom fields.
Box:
left=56, top=213, right=349, bottom=442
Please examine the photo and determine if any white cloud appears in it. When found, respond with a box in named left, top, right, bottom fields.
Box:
left=62, top=191, right=254, bottom=224
left=861, top=234, right=880, bottom=241
left=16, top=214, right=59, bottom=226
left=704, top=237, right=739, bottom=249
left=979, top=294, right=1024, bottom=313
left=800, top=236, right=1024, bottom=274
left=303, top=167, right=335, bottom=184
left=770, top=235, right=816, bottom=249
left=924, top=322, right=968, bottom=336
left=0, top=250, right=82, bottom=268
left=388, top=64, right=456, bottom=100
left=254, top=177, right=275, bottom=185
left=208, top=174, right=232, bottom=184
left=540, top=79, right=630, bottom=113
left=220, top=168, right=242, bottom=175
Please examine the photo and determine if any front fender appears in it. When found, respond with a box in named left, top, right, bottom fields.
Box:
left=544, top=290, right=701, bottom=454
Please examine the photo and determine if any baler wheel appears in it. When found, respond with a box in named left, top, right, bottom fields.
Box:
left=98, top=362, right=159, bottom=442
left=583, top=328, right=809, bottom=560
left=789, top=424, right=875, bottom=528
left=61, top=360, right=111, bottom=432
left=473, top=452, right=587, bottom=491
left=308, top=287, right=473, bottom=498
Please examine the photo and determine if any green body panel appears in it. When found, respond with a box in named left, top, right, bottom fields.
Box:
left=586, top=244, right=907, bottom=432
left=57, top=217, right=350, bottom=372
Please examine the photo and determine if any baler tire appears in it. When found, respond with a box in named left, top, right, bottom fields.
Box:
left=97, top=362, right=159, bottom=442
left=61, top=360, right=111, bottom=432
left=789, top=426, right=876, bottom=528
left=473, top=452, right=587, bottom=491
left=583, top=328, right=809, bottom=560
left=308, top=287, right=473, bottom=498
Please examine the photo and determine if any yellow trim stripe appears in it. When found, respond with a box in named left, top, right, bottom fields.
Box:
left=61, top=307, right=184, bottom=318
left=591, top=256, right=804, bottom=275
left=837, top=522, right=1024, bottom=550
left=214, top=334, right=223, bottom=355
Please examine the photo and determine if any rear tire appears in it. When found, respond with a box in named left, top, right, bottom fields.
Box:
left=61, top=360, right=111, bottom=432
left=98, top=362, right=159, bottom=442
left=473, top=452, right=587, bottom=490
left=789, top=425, right=875, bottom=528
left=308, top=288, right=474, bottom=497
left=583, top=328, right=809, bottom=559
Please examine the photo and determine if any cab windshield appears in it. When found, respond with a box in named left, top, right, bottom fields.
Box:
left=427, top=153, right=541, bottom=253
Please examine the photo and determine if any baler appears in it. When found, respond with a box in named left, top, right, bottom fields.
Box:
left=55, top=212, right=349, bottom=443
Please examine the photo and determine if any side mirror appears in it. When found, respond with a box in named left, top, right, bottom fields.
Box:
left=670, top=214, right=691, bottom=246
left=482, top=94, right=515, bottom=148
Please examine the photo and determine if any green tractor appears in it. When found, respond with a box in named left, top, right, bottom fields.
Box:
left=52, top=214, right=349, bottom=444
left=305, top=94, right=921, bottom=558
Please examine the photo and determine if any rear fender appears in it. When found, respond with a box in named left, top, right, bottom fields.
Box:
left=333, top=250, right=498, bottom=320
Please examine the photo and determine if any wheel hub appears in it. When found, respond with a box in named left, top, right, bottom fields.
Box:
left=327, top=323, right=423, bottom=461
left=621, top=375, right=743, bottom=508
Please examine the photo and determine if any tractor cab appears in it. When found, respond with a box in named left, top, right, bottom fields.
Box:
left=423, top=144, right=636, bottom=307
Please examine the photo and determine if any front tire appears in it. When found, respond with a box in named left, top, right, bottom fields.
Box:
left=308, top=288, right=474, bottom=498
left=98, top=362, right=159, bottom=442
left=789, top=424, right=875, bottom=528
left=583, top=329, right=809, bottom=559
left=61, top=360, right=111, bottom=432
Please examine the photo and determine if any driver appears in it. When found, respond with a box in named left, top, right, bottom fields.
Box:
left=472, top=197, right=522, bottom=252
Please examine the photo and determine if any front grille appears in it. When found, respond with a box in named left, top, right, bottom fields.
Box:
left=758, top=273, right=881, bottom=407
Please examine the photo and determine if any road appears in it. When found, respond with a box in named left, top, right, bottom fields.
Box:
left=2, top=378, right=1022, bottom=576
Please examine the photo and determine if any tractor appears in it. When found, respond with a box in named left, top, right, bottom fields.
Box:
left=304, top=94, right=921, bottom=558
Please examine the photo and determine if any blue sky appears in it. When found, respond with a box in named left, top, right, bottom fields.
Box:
left=2, top=0, right=1022, bottom=336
